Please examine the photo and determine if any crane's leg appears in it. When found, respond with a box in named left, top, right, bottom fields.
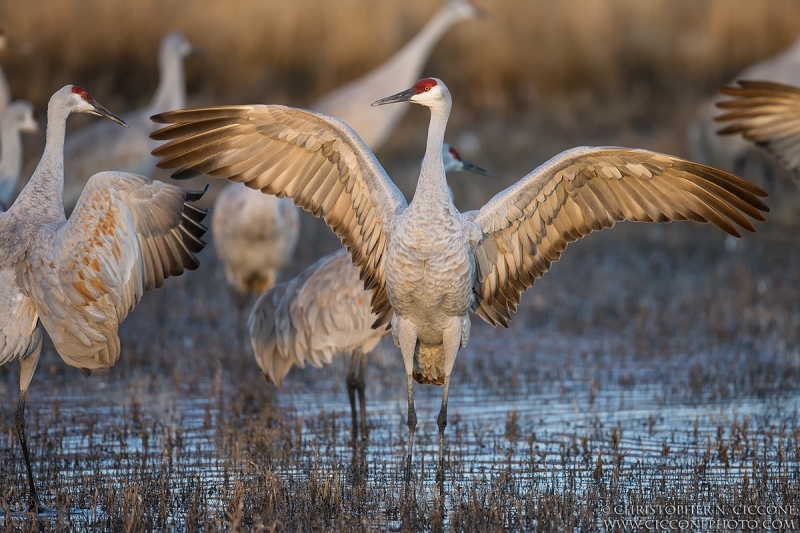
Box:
left=395, top=318, right=418, bottom=488
left=15, top=340, right=42, bottom=512
left=346, top=349, right=359, bottom=442
left=357, top=347, right=368, bottom=441
left=436, top=320, right=462, bottom=488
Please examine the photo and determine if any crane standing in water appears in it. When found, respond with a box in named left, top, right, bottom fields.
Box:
left=0, top=85, right=208, bottom=511
left=151, top=77, right=768, bottom=487
left=249, top=145, right=489, bottom=441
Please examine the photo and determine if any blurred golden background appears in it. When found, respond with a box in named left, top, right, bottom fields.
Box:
left=3, top=0, right=800, bottom=110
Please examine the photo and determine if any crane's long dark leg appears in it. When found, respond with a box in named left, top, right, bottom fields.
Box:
left=436, top=374, right=451, bottom=487
left=346, top=349, right=359, bottom=442
left=356, top=347, right=368, bottom=441
left=405, top=373, right=417, bottom=487
left=16, top=341, right=42, bottom=512
left=396, top=319, right=418, bottom=489
left=437, top=321, right=462, bottom=490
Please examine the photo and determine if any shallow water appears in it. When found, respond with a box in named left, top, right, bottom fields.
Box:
left=3, top=314, right=799, bottom=530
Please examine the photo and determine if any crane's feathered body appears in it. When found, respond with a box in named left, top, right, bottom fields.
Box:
left=213, top=184, right=299, bottom=296
left=250, top=248, right=385, bottom=385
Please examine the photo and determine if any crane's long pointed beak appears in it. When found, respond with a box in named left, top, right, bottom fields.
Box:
left=462, top=160, right=492, bottom=177
left=91, top=101, right=128, bottom=128
left=372, top=87, right=415, bottom=106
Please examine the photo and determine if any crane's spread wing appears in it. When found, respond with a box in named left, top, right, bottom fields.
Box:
left=716, top=80, right=800, bottom=172
left=25, top=172, right=208, bottom=371
left=0, top=269, right=42, bottom=366
left=465, top=147, right=769, bottom=327
left=151, top=105, right=407, bottom=327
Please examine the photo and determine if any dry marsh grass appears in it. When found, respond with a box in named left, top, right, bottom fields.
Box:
left=2, top=0, right=800, bottom=113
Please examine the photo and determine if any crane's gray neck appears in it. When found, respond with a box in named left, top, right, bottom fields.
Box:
left=149, top=48, right=186, bottom=112
left=0, top=117, right=23, bottom=206
left=412, top=103, right=451, bottom=207
left=0, top=66, right=9, bottom=113
left=392, top=3, right=467, bottom=74
left=19, top=101, right=69, bottom=223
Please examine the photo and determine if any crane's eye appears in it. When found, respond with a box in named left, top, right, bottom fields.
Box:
left=424, top=85, right=431, bottom=91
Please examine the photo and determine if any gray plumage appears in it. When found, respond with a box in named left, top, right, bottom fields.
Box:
left=151, top=77, right=768, bottom=485
left=250, top=249, right=380, bottom=440
left=715, top=80, right=800, bottom=176
left=62, top=32, right=193, bottom=212
left=250, top=249, right=377, bottom=386
left=0, top=85, right=208, bottom=511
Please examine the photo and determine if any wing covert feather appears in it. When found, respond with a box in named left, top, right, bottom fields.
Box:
left=467, top=147, right=769, bottom=327
left=29, top=172, right=207, bottom=370
left=716, top=80, right=800, bottom=173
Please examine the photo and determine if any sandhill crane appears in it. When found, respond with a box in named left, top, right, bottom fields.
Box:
left=688, top=35, right=800, bottom=180
left=212, top=187, right=299, bottom=307
left=311, top=0, right=481, bottom=151
left=0, top=101, right=38, bottom=209
left=62, top=32, right=194, bottom=212
left=715, top=80, right=800, bottom=176
left=0, top=85, right=208, bottom=511
left=151, top=78, right=768, bottom=487
left=249, top=146, right=489, bottom=441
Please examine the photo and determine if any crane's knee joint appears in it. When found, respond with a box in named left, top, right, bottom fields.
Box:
left=437, top=408, right=447, bottom=432
left=407, top=410, right=417, bottom=431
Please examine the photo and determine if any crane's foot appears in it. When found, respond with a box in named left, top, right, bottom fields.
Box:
left=27, top=494, right=52, bottom=514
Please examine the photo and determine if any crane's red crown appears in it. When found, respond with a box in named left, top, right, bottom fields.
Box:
left=413, top=78, right=438, bottom=94
left=448, top=146, right=461, bottom=160
left=71, top=85, right=92, bottom=102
